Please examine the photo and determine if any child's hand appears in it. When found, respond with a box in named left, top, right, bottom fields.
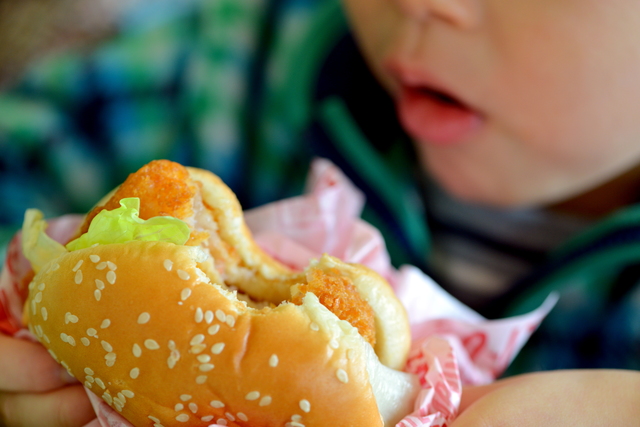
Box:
left=0, top=334, right=95, bottom=427
left=452, top=369, right=640, bottom=426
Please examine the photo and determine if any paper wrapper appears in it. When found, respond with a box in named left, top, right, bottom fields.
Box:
left=0, top=159, right=556, bottom=427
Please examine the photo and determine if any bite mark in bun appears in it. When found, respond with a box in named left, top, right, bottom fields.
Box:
left=22, top=160, right=419, bottom=427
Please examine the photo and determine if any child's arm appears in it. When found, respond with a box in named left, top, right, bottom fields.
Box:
left=0, top=334, right=94, bottom=427
left=452, top=369, right=640, bottom=426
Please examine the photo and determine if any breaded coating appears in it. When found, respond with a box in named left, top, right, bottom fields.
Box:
left=77, top=160, right=197, bottom=236
left=292, top=268, right=377, bottom=347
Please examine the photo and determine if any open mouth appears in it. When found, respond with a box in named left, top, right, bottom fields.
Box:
left=397, top=85, right=483, bottom=145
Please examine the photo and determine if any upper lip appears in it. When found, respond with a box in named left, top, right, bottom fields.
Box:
left=383, top=57, right=472, bottom=108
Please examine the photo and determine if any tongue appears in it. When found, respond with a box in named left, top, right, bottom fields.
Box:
left=397, top=87, right=482, bottom=146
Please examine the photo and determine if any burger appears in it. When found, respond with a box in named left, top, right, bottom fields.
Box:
left=21, top=160, right=420, bottom=427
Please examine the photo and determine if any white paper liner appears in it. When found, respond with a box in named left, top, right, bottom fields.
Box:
left=0, top=158, right=556, bottom=427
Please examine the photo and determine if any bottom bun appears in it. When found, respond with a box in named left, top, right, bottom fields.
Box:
left=26, top=241, right=419, bottom=427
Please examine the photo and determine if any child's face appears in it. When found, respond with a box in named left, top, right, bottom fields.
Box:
left=342, top=0, right=640, bottom=207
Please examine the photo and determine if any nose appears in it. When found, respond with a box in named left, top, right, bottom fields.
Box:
left=393, top=0, right=482, bottom=29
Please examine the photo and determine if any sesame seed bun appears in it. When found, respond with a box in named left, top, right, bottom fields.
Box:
left=23, top=160, right=419, bottom=426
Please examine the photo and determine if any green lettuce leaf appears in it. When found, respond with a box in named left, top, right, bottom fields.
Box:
left=66, top=198, right=191, bottom=251
left=22, top=209, right=68, bottom=273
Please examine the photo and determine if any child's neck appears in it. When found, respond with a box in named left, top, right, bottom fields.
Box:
left=549, top=165, right=640, bottom=220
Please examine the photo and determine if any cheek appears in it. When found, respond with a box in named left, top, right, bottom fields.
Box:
left=340, top=0, right=399, bottom=91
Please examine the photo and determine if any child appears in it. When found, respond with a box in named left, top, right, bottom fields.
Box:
left=2, top=0, right=640, bottom=425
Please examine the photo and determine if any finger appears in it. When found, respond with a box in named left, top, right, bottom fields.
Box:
left=0, top=385, right=94, bottom=427
left=458, top=375, right=525, bottom=413
left=0, top=334, right=76, bottom=392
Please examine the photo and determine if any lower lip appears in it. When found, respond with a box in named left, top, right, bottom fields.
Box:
left=397, top=87, right=483, bottom=146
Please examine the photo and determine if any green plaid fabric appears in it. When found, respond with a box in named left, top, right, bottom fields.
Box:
left=0, top=0, right=344, bottom=250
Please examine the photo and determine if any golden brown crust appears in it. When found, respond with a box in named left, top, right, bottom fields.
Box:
left=26, top=242, right=384, bottom=427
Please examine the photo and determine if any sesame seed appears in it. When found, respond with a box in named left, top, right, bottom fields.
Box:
left=47, top=349, right=58, bottom=361
left=190, top=334, right=205, bottom=346
left=35, top=325, right=43, bottom=338
left=217, top=419, right=228, bottom=426
left=177, top=270, right=190, bottom=280
left=329, top=339, right=339, bottom=349
left=94, top=290, right=102, bottom=301
left=101, top=319, right=111, bottom=329
left=75, top=270, right=83, bottom=284
left=86, top=376, right=95, bottom=384
left=101, top=341, right=113, bottom=352
left=201, top=416, right=214, bottom=422
left=211, top=343, right=225, bottom=354
left=210, top=400, right=225, bottom=409
left=292, top=415, right=303, bottom=422
left=148, top=416, right=160, bottom=423
left=167, top=355, right=179, bottom=369
left=72, top=260, right=84, bottom=272
left=106, top=271, right=116, bottom=284
left=310, top=323, right=320, bottom=331
left=300, top=400, right=311, bottom=413
left=346, top=349, right=355, bottom=360
left=90, top=255, right=101, bottom=263
left=336, top=369, right=349, bottom=383
left=225, top=412, right=236, bottom=421
left=163, top=259, right=173, bottom=271
left=196, top=375, right=207, bottom=384
left=138, top=312, right=151, bottom=324
left=174, top=403, right=184, bottom=411
left=176, top=414, right=189, bottom=422
left=245, top=391, right=260, bottom=401
left=190, top=344, right=206, bottom=354
left=117, top=392, right=126, bottom=403
left=96, top=262, right=107, bottom=270
left=180, top=394, right=192, bottom=401
left=81, top=337, right=91, bottom=346
left=204, top=310, right=214, bottom=324
left=226, top=316, right=235, bottom=327
left=168, top=340, right=176, bottom=350
left=180, top=288, right=192, bottom=301
left=37, top=282, right=45, bottom=291
left=197, top=354, right=211, bottom=363
left=95, top=378, right=106, bottom=389
left=102, top=392, right=113, bottom=405
left=269, top=354, right=279, bottom=367
left=84, top=367, right=94, bottom=376
left=237, top=413, right=248, bottom=422
left=259, top=396, right=272, bottom=406
left=107, top=261, right=117, bottom=271
left=95, top=279, right=105, bottom=290
left=43, top=334, right=50, bottom=344
left=87, top=328, right=97, bottom=337
left=60, top=333, right=68, bottom=342
left=290, top=422, right=305, bottom=427
left=41, top=307, right=48, bottom=320
left=84, top=381, right=93, bottom=389
left=122, top=390, right=134, bottom=398
left=104, top=352, right=116, bottom=366
left=207, top=325, right=220, bottom=335
left=188, top=403, right=198, bottom=413
left=215, top=310, right=226, bottom=322
left=133, top=343, right=142, bottom=357
left=34, top=292, right=43, bottom=303
left=199, top=363, right=214, bottom=372
left=130, top=368, right=140, bottom=379
left=195, top=307, right=204, bottom=323
left=145, top=339, right=160, bottom=350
